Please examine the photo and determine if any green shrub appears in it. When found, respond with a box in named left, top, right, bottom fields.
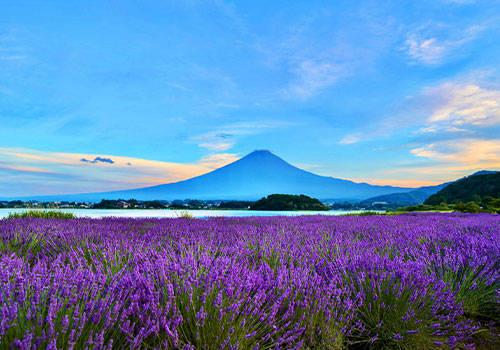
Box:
left=176, top=210, right=194, bottom=218
left=7, top=210, right=76, bottom=220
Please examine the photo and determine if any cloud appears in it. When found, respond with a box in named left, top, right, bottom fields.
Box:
left=377, top=76, right=500, bottom=137
left=404, top=36, right=446, bottom=65
left=193, top=121, right=294, bottom=151
left=80, top=157, right=115, bottom=164
left=0, top=32, right=30, bottom=62
left=423, top=82, right=500, bottom=127
left=444, top=0, right=476, bottom=3
left=348, top=177, right=443, bottom=188
left=286, top=59, right=351, bottom=99
left=339, top=133, right=362, bottom=145
left=198, top=153, right=239, bottom=169
left=347, top=138, right=500, bottom=188
left=0, top=147, right=242, bottom=196
left=199, top=142, right=233, bottom=151
left=0, top=162, right=58, bottom=175
left=0, top=54, right=29, bottom=61
left=404, top=24, right=486, bottom=65
left=214, top=103, right=240, bottom=109
left=411, top=138, right=500, bottom=169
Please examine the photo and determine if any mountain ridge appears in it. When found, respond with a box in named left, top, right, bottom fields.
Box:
left=5, top=150, right=415, bottom=202
left=362, top=170, right=499, bottom=205
left=424, top=172, right=500, bottom=205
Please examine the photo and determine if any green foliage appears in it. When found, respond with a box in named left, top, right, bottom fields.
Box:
left=425, top=172, right=500, bottom=205
left=430, top=259, right=500, bottom=345
left=250, top=194, right=329, bottom=211
left=176, top=210, right=194, bottom=218
left=91, top=199, right=166, bottom=209
left=398, top=198, right=500, bottom=214
left=354, top=211, right=384, bottom=216
left=217, top=200, right=254, bottom=209
left=453, top=202, right=481, bottom=213
left=6, top=210, right=76, bottom=220
left=347, top=275, right=450, bottom=350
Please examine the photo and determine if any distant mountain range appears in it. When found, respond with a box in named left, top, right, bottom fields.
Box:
left=360, top=184, right=448, bottom=206
left=362, top=170, right=498, bottom=205
left=424, top=171, right=500, bottom=205
left=3, top=150, right=496, bottom=203
left=8, top=150, right=414, bottom=202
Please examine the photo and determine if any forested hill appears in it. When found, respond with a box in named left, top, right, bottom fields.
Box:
left=424, top=172, right=500, bottom=205
left=250, top=194, right=329, bottom=211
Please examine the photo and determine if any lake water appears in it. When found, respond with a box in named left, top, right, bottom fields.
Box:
left=0, top=208, right=377, bottom=219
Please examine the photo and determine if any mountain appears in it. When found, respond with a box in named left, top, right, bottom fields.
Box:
left=12, top=150, right=415, bottom=202
left=424, top=171, right=500, bottom=205
left=361, top=184, right=448, bottom=205
left=361, top=170, right=498, bottom=206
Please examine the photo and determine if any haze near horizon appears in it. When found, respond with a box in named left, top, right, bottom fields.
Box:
left=1, top=0, right=500, bottom=196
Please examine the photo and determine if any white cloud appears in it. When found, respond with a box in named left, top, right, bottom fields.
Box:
left=199, top=153, right=239, bottom=168
left=199, top=142, right=233, bottom=151
left=421, top=82, right=500, bottom=128
left=287, top=59, right=351, bottom=99
left=193, top=120, right=294, bottom=151
left=405, top=36, right=446, bottom=65
left=444, top=0, right=476, bottom=3
left=0, top=54, right=28, bottom=61
left=0, top=147, right=240, bottom=195
left=404, top=24, right=486, bottom=65
left=411, top=138, right=500, bottom=170
left=339, top=133, right=362, bottom=145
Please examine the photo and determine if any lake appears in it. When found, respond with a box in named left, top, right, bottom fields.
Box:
left=0, top=208, right=377, bottom=219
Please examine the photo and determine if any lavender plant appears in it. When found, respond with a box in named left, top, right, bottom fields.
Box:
left=1, top=213, right=499, bottom=349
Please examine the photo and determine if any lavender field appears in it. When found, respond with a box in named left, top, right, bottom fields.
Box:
left=1, top=214, right=500, bottom=349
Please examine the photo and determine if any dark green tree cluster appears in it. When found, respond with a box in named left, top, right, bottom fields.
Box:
left=452, top=196, right=500, bottom=213
left=218, top=201, right=254, bottom=209
left=92, top=199, right=167, bottom=209
left=421, top=172, right=500, bottom=213
left=425, top=172, right=500, bottom=205
left=250, top=194, right=329, bottom=211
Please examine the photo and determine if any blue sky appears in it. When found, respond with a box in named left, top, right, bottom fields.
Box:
left=1, top=0, right=500, bottom=196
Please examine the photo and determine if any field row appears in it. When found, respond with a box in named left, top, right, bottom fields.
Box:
left=1, top=214, right=499, bottom=349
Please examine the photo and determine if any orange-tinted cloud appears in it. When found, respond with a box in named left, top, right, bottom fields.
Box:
left=0, top=147, right=240, bottom=195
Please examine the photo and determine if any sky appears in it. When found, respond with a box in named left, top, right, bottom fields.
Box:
left=1, top=0, right=500, bottom=196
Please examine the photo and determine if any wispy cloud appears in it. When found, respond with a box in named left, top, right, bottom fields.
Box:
left=411, top=138, right=500, bottom=170
left=339, top=133, right=362, bottom=145
left=404, top=36, right=446, bottom=65
left=0, top=32, right=30, bottom=62
left=193, top=121, right=294, bottom=151
left=0, top=148, right=241, bottom=196
left=199, top=142, right=233, bottom=151
left=444, top=0, right=476, bottom=4
left=349, top=138, right=500, bottom=187
left=286, top=58, right=351, bottom=99
left=404, top=24, right=486, bottom=65
left=376, top=75, right=500, bottom=136
left=198, top=153, right=239, bottom=169
left=423, top=82, right=500, bottom=127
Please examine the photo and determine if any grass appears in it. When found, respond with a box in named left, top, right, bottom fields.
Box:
left=6, top=210, right=76, bottom=220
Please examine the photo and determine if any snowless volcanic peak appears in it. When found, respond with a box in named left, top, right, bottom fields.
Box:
left=18, top=149, right=414, bottom=201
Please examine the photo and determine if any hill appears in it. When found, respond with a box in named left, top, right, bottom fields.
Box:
left=424, top=172, right=500, bottom=205
left=361, top=184, right=447, bottom=206
left=13, top=150, right=414, bottom=202
left=250, top=194, right=329, bottom=211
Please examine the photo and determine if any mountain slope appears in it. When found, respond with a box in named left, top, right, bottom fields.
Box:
left=361, top=170, right=499, bottom=205
left=361, top=184, right=448, bottom=205
left=424, top=172, right=500, bottom=205
left=15, top=150, right=414, bottom=201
